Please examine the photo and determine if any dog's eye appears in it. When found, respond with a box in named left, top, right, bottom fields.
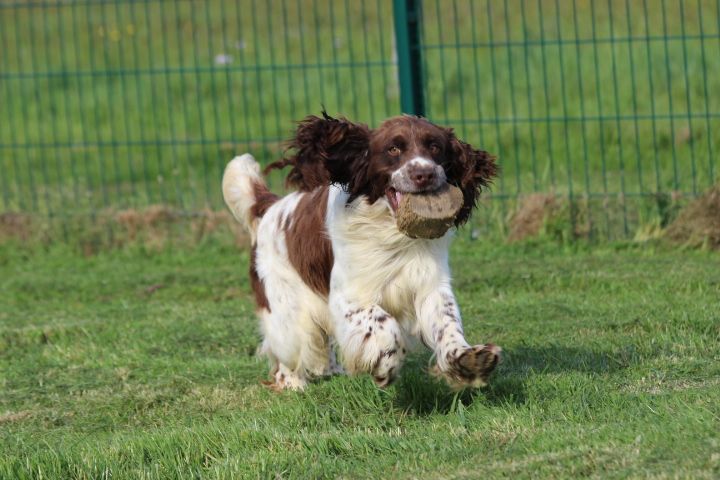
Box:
left=387, top=146, right=401, bottom=157
left=429, top=143, right=441, bottom=155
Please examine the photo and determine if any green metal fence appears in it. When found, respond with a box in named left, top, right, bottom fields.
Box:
left=1, top=0, right=718, bottom=240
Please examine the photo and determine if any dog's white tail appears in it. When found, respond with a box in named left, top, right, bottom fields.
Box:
left=222, top=154, right=277, bottom=240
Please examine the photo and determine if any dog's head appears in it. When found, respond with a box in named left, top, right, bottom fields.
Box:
left=266, top=112, right=497, bottom=226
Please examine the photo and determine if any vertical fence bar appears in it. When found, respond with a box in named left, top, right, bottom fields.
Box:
left=554, top=0, right=576, bottom=236
left=570, top=0, right=594, bottom=239
left=264, top=1, right=285, bottom=144
left=451, top=0, right=467, bottom=139
left=15, top=6, right=39, bottom=213
left=71, top=3, right=98, bottom=220
left=248, top=0, right=270, bottom=164
left=468, top=0, right=487, bottom=150
left=641, top=0, right=663, bottom=195
left=376, top=0, right=393, bottom=120
left=343, top=0, right=360, bottom=118
left=520, top=0, right=540, bottom=192
left=281, top=1, right=298, bottom=122
left=188, top=0, right=211, bottom=204
left=360, top=1, right=378, bottom=125
left=433, top=0, right=451, bottom=124
left=537, top=0, right=557, bottom=191
left=295, top=0, right=313, bottom=116
left=624, top=0, right=645, bottom=198
left=158, top=0, right=191, bottom=209
left=114, top=0, right=139, bottom=205
left=678, top=0, right=698, bottom=196
left=503, top=0, right=522, bottom=196
left=328, top=0, right=344, bottom=113
left=660, top=0, right=680, bottom=191
left=312, top=0, right=328, bottom=110
left=393, top=0, right=425, bottom=116
left=202, top=0, right=224, bottom=205
left=115, top=2, right=140, bottom=203
left=486, top=0, right=508, bottom=225
left=697, top=0, right=715, bottom=187
left=96, top=1, right=123, bottom=205
left=589, top=0, right=611, bottom=237
left=606, top=0, right=629, bottom=236
left=1, top=14, right=24, bottom=211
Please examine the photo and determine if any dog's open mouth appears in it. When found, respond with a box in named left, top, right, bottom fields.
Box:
left=386, top=187, right=404, bottom=212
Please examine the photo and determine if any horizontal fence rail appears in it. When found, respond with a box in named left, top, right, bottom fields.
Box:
left=0, top=0, right=718, bottom=241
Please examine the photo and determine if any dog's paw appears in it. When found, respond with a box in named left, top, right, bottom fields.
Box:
left=371, top=346, right=406, bottom=388
left=263, top=365, right=307, bottom=392
left=432, top=343, right=501, bottom=390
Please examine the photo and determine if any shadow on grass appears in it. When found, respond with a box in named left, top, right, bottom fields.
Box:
left=393, top=344, right=634, bottom=416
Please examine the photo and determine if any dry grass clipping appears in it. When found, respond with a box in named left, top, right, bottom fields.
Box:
left=664, top=186, right=720, bottom=249
left=0, top=212, right=34, bottom=242
left=507, top=194, right=558, bottom=242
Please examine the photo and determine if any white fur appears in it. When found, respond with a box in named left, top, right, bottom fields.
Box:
left=223, top=155, right=494, bottom=390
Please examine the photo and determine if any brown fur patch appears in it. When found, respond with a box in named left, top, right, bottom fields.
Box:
left=250, top=180, right=279, bottom=220
left=249, top=244, right=271, bottom=311
left=284, top=187, right=333, bottom=297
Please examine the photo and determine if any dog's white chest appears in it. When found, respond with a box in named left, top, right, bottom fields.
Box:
left=327, top=186, right=451, bottom=318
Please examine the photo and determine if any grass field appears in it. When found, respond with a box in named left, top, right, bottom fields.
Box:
left=1, top=0, right=719, bottom=232
left=1, top=238, right=718, bottom=478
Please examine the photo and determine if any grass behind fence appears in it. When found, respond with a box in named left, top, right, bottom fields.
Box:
left=0, top=0, right=719, bottom=239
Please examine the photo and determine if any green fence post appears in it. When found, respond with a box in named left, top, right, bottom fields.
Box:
left=392, top=0, right=425, bottom=116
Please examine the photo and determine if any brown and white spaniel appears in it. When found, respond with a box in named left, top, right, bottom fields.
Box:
left=222, top=113, right=500, bottom=390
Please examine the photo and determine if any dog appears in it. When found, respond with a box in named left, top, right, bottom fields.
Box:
left=222, top=113, right=500, bottom=390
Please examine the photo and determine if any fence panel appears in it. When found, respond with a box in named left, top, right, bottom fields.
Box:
left=0, top=0, right=399, bottom=223
left=1, top=0, right=718, bottom=241
left=419, top=0, right=720, bottom=238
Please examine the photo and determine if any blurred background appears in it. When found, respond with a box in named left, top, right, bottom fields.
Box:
left=1, top=0, right=718, bottom=242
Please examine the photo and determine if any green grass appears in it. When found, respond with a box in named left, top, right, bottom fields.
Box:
left=1, top=238, right=718, bottom=478
left=1, top=0, right=719, bottom=232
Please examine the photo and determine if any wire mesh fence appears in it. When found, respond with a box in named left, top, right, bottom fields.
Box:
left=0, top=0, right=718, bottom=241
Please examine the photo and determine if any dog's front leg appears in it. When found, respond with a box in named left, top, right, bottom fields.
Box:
left=331, top=295, right=407, bottom=387
left=416, top=287, right=501, bottom=389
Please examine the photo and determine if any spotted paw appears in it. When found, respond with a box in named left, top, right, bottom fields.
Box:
left=434, top=343, right=501, bottom=390
left=262, top=364, right=307, bottom=392
left=371, top=347, right=406, bottom=388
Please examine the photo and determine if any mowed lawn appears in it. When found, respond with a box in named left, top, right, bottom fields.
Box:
left=1, top=238, right=718, bottom=478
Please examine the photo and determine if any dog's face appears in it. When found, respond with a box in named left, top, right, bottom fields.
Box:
left=367, top=116, right=450, bottom=212
left=266, top=113, right=497, bottom=226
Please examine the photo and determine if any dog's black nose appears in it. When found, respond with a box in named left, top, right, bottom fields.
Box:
left=411, top=167, right=437, bottom=189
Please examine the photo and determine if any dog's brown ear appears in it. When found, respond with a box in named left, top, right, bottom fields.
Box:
left=443, top=128, right=498, bottom=226
left=265, top=112, right=370, bottom=191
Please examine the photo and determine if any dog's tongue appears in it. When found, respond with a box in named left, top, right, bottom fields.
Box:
left=395, top=191, right=404, bottom=206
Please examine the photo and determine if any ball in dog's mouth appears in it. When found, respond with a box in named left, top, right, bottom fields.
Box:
left=393, top=183, right=464, bottom=239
